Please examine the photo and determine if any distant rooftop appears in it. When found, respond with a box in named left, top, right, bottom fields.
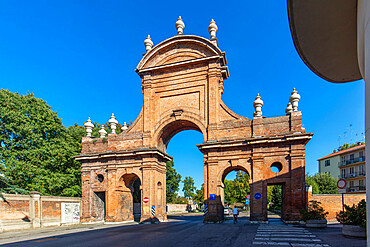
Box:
left=318, top=143, right=365, bottom=161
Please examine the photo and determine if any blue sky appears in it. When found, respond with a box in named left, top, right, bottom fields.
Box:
left=0, top=1, right=364, bottom=192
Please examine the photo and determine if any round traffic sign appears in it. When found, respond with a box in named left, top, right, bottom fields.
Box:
left=337, top=179, right=347, bottom=189
left=143, top=197, right=149, bottom=203
left=246, top=195, right=250, bottom=199
left=254, top=193, right=262, bottom=200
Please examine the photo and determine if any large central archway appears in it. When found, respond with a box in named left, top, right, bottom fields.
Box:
left=76, top=26, right=313, bottom=223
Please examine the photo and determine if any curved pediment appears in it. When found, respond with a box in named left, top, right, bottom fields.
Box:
left=136, top=35, right=225, bottom=72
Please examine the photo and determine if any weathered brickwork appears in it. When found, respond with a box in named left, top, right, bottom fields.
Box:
left=76, top=34, right=313, bottom=223
left=0, top=193, right=81, bottom=232
left=307, top=188, right=366, bottom=221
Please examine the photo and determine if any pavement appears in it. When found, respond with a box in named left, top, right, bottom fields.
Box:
left=0, top=212, right=366, bottom=247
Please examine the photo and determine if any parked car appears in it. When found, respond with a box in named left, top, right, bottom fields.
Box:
left=224, top=207, right=232, bottom=215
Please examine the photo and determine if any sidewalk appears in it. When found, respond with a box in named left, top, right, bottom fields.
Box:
left=0, top=221, right=138, bottom=245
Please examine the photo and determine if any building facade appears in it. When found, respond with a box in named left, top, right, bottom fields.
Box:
left=318, top=144, right=365, bottom=194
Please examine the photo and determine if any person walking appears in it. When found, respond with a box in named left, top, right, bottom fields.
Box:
left=233, top=207, right=239, bottom=224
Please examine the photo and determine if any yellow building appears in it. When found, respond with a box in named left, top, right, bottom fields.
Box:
left=318, top=144, right=365, bottom=194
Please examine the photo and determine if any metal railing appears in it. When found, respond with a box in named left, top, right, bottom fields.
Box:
left=338, top=156, right=365, bottom=167
left=347, top=186, right=366, bottom=193
left=339, top=171, right=366, bottom=179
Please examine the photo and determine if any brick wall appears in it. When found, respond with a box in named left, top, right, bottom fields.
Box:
left=307, top=187, right=366, bottom=221
left=0, top=193, right=81, bottom=232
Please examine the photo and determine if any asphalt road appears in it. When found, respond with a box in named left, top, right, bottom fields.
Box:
left=2, top=214, right=257, bottom=247
left=1, top=213, right=366, bottom=247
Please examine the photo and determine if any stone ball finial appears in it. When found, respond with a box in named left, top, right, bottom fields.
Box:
left=253, top=93, right=264, bottom=118
left=285, top=102, right=293, bottom=115
left=144, top=35, right=153, bottom=52
left=99, top=125, right=107, bottom=138
left=176, top=16, right=185, bottom=35
left=208, top=19, right=218, bottom=39
left=289, top=88, right=301, bottom=111
left=84, top=117, right=94, bottom=137
left=121, top=122, right=129, bottom=130
left=108, top=113, right=118, bottom=134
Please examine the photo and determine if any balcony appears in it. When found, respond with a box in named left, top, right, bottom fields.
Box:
left=339, top=171, right=366, bottom=179
left=347, top=186, right=366, bottom=193
left=338, top=156, right=365, bottom=167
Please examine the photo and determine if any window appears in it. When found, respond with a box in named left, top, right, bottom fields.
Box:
left=359, top=151, right=364, bottom=158
left=324, top=160, right=330, bottom=167
left=350, top=154, right=354, bottom=161
left=350, top=167, right=355, bottom=174
left=359, top=165, right=365, bottom=173
left=350, top=181, right=354, bottom=188
left=341, top=156, right=346, bottom=162
left=359, top=180, right=364, bottom=186
left=341, top=169, right=346, bottom=178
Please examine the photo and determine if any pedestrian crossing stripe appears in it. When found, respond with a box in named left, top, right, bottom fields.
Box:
left=253, top=226, right=330, bottom=246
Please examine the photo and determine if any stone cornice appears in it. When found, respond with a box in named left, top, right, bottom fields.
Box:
left=75, top=148, right=172, bottom=162
left=197, top=133, right=313, bottom=151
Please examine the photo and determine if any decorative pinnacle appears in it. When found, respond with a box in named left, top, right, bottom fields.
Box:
left=84, top=117, right=94, bottom=137
left=285, top=102, right=293, bottom=114
left=99, top=125, right=107, bottom=138
left=253, top=93, right=264, bottom=118
left=121, top=122, right=129, bottom=130
left=144, top=35, right=153, bottom=52
left=208, top=19, right=218, bottom=39
left=289, top=88, right=301, bottom=112
left=176, top=16, right=185, bottom=35
left=108, top=113, right=118, bottom=134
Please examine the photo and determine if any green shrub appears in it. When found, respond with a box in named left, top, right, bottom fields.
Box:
left=300, top=200, right=328, bottom=221
left=336, top=199, right=366, bottom=228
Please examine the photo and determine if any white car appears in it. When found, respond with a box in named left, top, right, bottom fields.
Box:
left=224, top=207, right=232, bottom=215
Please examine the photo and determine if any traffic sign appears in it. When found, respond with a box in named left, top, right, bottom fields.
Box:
left=246, top=195, right=250, bottom=199
left=337, top=179, right=347, bottom=189
left=143, top=197, right=149, bottom=203
left=338, top=189, right=346, bottom=194
left=245, top=199, right=250, bottom=205
left=209, top=194, right=216, bottom=200
left=254, top=193, right=262, bottom=200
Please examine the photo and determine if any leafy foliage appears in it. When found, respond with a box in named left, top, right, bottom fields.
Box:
left=182, top=176, right=196, bottom=199
left=166, top=161, right=182, bottom=203
left=300, top=200, right=328, bottom=221
left=336, top=199, right=366, bottom=228
left=306, top=173, right=337, bottom=194
left=0, top=90, right=81, bottom=197
left=0, top=176, right=29, bottom=200
left=268, top=185, right=282, bottom=210
left=337, top=142, right=364, bottom=152
left=305, top=174, right=319, bottom=194
left=224, top=171, right=250, bottom=204
left=193, top=183, right=204, bottom=207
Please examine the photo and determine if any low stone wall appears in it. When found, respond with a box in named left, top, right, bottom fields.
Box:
left=167, top=204, right=195, bottom=214
left=0, top=192, right=81, bottom=232
left=307, top=187, right=365, bottom=221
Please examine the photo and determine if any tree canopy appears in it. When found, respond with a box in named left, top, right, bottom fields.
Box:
left=0, top=90, right=81, bottom=197
left=193, top=183, right=204, bottom=207
left=224, top=171, right=250, bottom=204
left=166, top=160, right=181, bottom=203
left=182, top=176, right=196, bottom=199
left=305, top=173, right=337, bottom=194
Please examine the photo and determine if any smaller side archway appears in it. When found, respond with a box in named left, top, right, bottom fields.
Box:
left=219, top=164, right=251, bottom=215
left=116, top=173, right=141, bottom=222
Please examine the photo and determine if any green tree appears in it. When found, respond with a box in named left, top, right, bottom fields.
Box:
left=193, top=183, right=204, bottom=207
left=270, top=185, right=282, bottom=209
left=313, top=172, right=337, bottom=194
left=305, top=174, right=319, bottom=194
left=0, top=90, right=81, bottom=197
left=182, top=176, right=196, bottom=199
left=224, top=171, right=250, bottom=204
left=166, top=160, right=181, bottom=203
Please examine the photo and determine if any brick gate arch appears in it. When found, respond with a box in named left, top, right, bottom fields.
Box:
left=76, top=25, right=313, bottom=223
